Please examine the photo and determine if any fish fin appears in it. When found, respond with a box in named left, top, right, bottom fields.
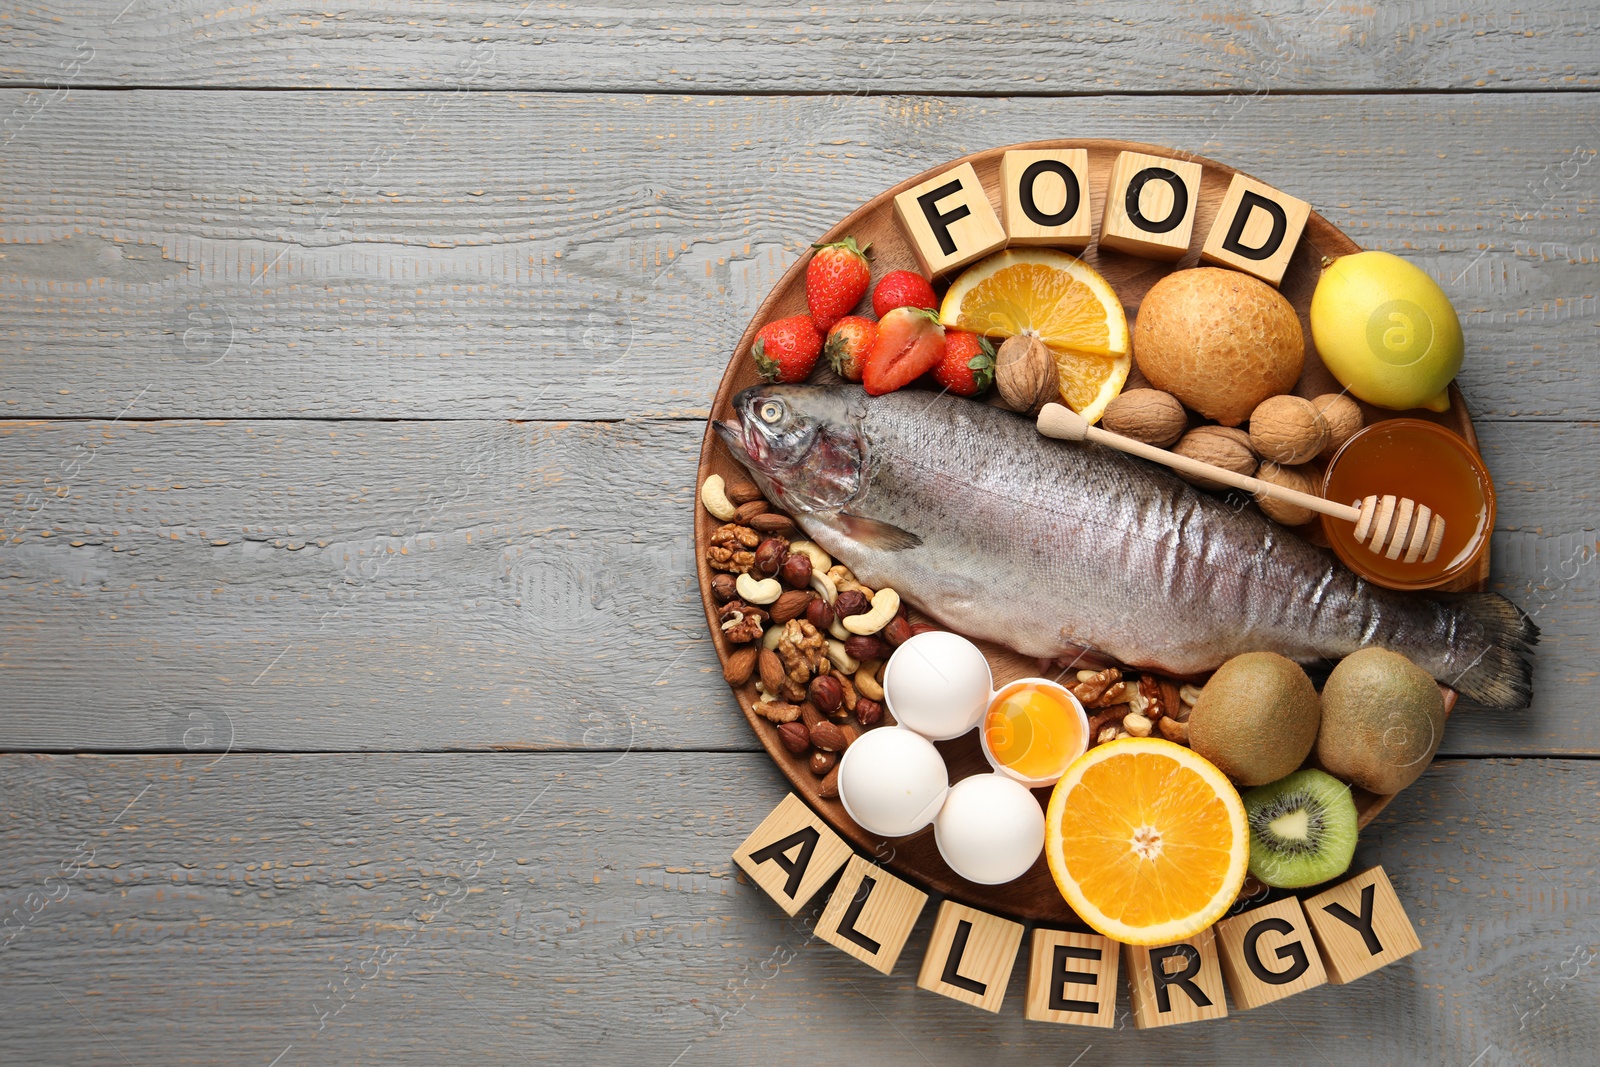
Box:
left=837, top=512, right=923, bottom=551
left=1436, top=593, right=1539, bottom=711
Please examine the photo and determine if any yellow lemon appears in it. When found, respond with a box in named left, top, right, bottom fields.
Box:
left=1310, top=251, right=1463, bottom=412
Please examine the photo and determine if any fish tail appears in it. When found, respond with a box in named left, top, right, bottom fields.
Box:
left=1437, top=593, right=1539, bottom=711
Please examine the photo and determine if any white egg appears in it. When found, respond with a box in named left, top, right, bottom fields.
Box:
left=934, top=773, right=1046, bottom=885
left=837, top=726, right=949, bottom=838
left=882, top=630, right=993, bottom=740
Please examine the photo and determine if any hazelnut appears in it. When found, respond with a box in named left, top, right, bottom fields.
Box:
left=1249, top=395, right=1330, bottom=465
left=776, top=720, right=811, bottom=755
left=805, top=597, right=835, bottom=631
left=808, top=674, right=844, bottom=714
left=1312, top=393, right=1363, bottom=460
left=753, top=538, right=787, bottom=577
left=1101, top=389, right=1188, bottom=448
left=834, top=589, right=870, bottom=618
left=709, top=573, right=738, bottom=602
left=843, top=634, right=887, bottom=662
left=809, top=750, right=837, bottom=776
left=883, top=614, right=912, bottom=647
left=855, top=697, right=884, bottom=727
left=909, top=622, right=939, bottom=637
left=1254, top=461, right=1322, bottom=527
left=779, top=551, right=813, bottom=589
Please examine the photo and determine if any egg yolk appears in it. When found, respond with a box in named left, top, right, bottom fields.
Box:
left=985, top=683, right=1082, bottom=781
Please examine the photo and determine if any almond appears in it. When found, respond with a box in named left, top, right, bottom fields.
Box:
left=750, top=512, right=797, bottom=536
left=726, top=480, right=765, bottom=505
left=758, top=648, right=785, bottom=693
left=809, top=750, right=837, bottom=776
left=734, top=499, right=769, bottom=525
left=818, top=765, right=840, bottom=798
left=769, top=589, right=813, bottom=625
left=844, top=634, right=887, bottom=662
left=776, top=720, right=811, bottom=754
left=722, top=646, right=758, bottom=686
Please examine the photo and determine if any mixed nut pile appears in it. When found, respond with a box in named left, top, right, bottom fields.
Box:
left=701, top=473, right=934, bottom=797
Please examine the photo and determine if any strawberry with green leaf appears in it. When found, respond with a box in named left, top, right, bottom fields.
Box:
left=933, top=329, right=996, bottom=397
left=752, top=315, right=823, bottom=383
left=824, top=316, right=877, bottom=383
left=806, top=236, right=871, bottom=333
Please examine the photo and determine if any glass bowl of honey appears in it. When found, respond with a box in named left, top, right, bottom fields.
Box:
left=980, top=678, right=1089, bottom=788
left=1321, top=418, right=1495, bottom=591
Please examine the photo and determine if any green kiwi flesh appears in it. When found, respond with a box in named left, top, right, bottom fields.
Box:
left=1242, top=769, right=1358, bottom=889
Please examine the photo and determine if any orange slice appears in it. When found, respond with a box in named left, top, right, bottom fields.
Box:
left=1045, top=738, right=1248, bottom=945
left=938, top=249, right=1130, bottom=423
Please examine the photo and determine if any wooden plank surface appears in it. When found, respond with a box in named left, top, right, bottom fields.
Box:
left=2, top=2, right=1597, bottom=92
left=0, top=91, right=1595, bottom=422
left=0, top=416, right=1593, bottom=755
left=1, top=752, right=1594, bottom=1065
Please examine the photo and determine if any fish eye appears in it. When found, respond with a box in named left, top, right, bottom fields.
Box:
left=758, top=400, right=784, bottom=424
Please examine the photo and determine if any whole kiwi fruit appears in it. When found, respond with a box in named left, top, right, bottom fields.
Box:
left=1188, top=652, right=1321, bottom=787
left=1317, top=647, right=1445, bottom=794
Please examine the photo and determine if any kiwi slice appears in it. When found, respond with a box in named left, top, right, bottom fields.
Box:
left=1242, top=769, right=1358, bottom=889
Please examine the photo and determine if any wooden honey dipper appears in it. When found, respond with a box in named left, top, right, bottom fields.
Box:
left=1036, top=403, right=1446, bottom=564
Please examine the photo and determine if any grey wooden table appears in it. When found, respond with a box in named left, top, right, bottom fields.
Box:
left=1, top=5, right=1596, bottom=1064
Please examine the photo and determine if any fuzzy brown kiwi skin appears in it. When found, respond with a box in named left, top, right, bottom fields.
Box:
left=1189, top=652, right=1322, bottom=787
left=1317, top=647, right=1445, bottom=795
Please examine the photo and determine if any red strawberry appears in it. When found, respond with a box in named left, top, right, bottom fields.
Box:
left=933, top=330, right=996, bottom=396
left=871, top=270, right=939, bottom=318
left=805, top=237, right=871, bottom=333
left=863, top=307, right=945, bottom=396
left=824, top=316, right=877, bottom=383
left=752, top=315, right=823, bottom=383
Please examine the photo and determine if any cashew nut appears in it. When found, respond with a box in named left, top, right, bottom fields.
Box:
left=842, top=588, right=900, bottom=635
left=829, top=616, right=850, bottom=641
left=787, top=540, right=832, bottom=574
left=1179, top=684, right=1203, bottom=707
left=761, top=625, right=785, bottom=651
left=1123, top=712, right=1153, bottom=737
left=855, top=659, right=885, bottom=701
left=826, top=639, right=859, bottom=675
left=700, top=474, right=737, bottom=521
left=809, top=570, right=838, bottom=605
left=736, top=572, right=782, bottom=605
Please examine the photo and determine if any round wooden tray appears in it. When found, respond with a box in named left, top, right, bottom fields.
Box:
left=696, top=139, right=1484, bottom=924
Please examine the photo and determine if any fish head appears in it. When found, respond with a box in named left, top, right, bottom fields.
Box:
left=715, top=384, right=866, bottom=515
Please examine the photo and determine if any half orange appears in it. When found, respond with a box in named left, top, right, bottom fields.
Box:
left=1045, top=737, right=1248, bottom=945
left=938, top=249, right=1130, bottom=423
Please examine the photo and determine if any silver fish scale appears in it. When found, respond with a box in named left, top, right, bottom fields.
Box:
left=797, top=389, right=1475, bottom=680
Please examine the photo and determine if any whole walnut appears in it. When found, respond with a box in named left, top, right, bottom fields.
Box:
left=776, top=619, right=828, bottom=700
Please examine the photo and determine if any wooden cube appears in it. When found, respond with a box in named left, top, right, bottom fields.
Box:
left=1124, top=927, right=1229, bottom=1027
left=1023, top=928, right=1120, bottom=1027
left=1000, top=149, right=1092, bottom=250
left=1099, top=150, right=1204, bottom=261
left=1215, top=897, right=1328, bottom=1009
left=815, top=854, right=927, bottom=974
left=893, top=161, right=1008, bottom=276
left=916, top=901, right=1025, bottom=1013
left=732, top=793, right=853, bottom=916
left=1200, top=173, right=1311, bottom=287
left=1304, top=866, right=1421, bottom=984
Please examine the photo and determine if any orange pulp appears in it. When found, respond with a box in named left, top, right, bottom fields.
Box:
left=984, top=681, right=1084, bottom=782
